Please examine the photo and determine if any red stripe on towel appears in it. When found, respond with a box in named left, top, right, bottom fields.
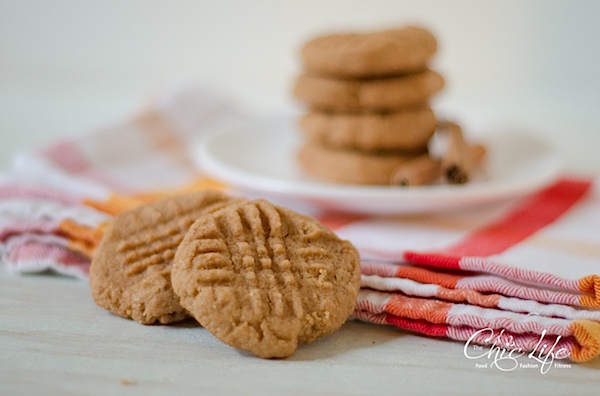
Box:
left=405, top=178, right=592, bottom=268
left=443, top=178, right=592, bottom=257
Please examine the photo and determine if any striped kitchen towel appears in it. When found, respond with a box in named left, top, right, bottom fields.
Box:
left=325, top=177, right=600, bottom=363
left=1, top=85, right=598, bottom=363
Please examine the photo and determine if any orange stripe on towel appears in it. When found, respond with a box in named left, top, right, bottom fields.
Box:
left=579, top=275, right=600, bottom=308
left=58, top=220, right=108, bottom=258
left=569, top=320, right=600, bottom=362
left=396, top=265, right=464, bottom=289
left=385, top=294, right=451, bottom=324
left=436, top=288, right=501, bottom=308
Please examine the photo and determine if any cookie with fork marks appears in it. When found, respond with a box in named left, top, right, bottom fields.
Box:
left=90, top=190, right=240, bottom=324
left=171, top=199, right=361, bottom=358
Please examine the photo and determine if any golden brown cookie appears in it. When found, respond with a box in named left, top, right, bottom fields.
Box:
left=297, top=141, right=425, bottom=185
left=300, top=107, right=436, bottom=152
left=171, top=199, right=361, bottom=358
left=301, top=26, right=438, bottom=78
left=89, top=190, right=241, bottom=325
left=293, top=69, right=444, bottom=112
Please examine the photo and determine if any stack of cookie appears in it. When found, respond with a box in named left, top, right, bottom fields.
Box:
left=293, top=25, right=445, bottom=185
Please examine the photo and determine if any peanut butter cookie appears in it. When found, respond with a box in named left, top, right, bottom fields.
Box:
left=301, top=25, right=437, bottom=78
left=297, top=141, right=426, bottom=185
left=300, top=107, right=436, bottom=151
left=90, top=190, right=240, bottom=325
left=293, top=69, right=444, bottom=111
left=171, top=199, right=361, bottom=358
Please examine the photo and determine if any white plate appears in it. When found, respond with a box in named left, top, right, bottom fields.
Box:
left=195, top=116, right=561, bottom=214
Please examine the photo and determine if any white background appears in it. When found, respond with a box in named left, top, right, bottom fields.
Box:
left=1, top=0, right=599, bottom=171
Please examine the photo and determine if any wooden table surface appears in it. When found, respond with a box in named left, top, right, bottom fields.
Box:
left=2, top=267, right=600, bottom=396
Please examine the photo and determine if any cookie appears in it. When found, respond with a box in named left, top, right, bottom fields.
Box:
left=89, top=190, right=241, bottom=325
left=293, top=69, right=444, bottom=111
left=171, top=199, right=361, bottom=358
left=301, top=26, right=437, bottom=78
left=300, top=107, right=436, bottom=151
left=297, top=141, right=426, bottom=185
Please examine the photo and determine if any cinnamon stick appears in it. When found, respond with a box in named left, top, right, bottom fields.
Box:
left=390, top=154, right=441, bottom=186
left=440, top=122, right=470, bottom=184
